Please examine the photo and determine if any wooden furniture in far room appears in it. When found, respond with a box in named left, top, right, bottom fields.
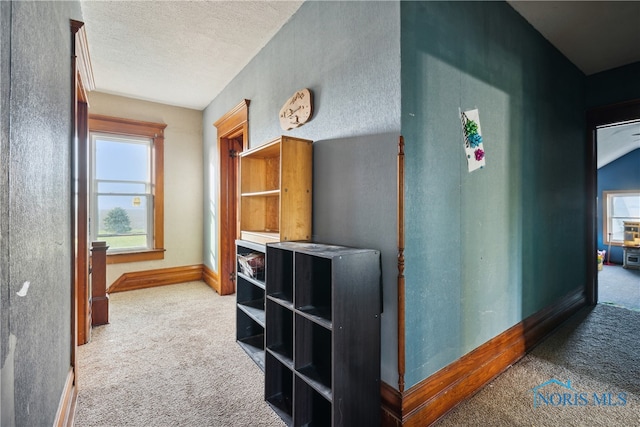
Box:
left=239, top=136, right=312, bottom=245
left=265, top=241, right=381, bottom=426
left=623, top=246, right=640, bottom=270
left=623, top=221, right=640, bottom=270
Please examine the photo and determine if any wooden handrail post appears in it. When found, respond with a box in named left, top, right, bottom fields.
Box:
left=91, top=241, right=109, bottom=326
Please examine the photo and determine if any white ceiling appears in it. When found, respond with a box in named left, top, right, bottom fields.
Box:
left=80, top=1, right=640, bottom=110
left=80, top=0, right=304, bottom=110
left=597, top=121, right=640, bottom=169
left=80, top=1, right=640, bottom=163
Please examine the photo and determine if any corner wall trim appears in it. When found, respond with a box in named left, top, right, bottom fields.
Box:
left=381, top=287, right=586, bottom=426
left=202, top=264, right=220, bottom=294
left=108, top=264, right=205, bottom=293
left=53, top=368, right=77, bottom=427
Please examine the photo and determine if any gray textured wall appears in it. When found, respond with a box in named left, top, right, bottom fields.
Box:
left=401, top=1, right=587, bottom=388
left=203, top=1, right=401, bottom=386
left=1, top=1, right=82, bottom=425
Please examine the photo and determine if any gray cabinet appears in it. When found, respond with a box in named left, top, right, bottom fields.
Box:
left=236, top=239, right=267, bottom=371
left=264, top=242, right=381, bottom=426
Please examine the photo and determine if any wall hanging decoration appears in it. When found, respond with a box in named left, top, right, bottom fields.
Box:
left=279, top=88, right=313, bottom=130
left=460, top=108, right=485, bottom=172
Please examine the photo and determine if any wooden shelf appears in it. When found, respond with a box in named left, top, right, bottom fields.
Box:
left=239, top=136, right=312, bottom=245
left=241, top=189, right=280, bottom=197
left=240, top=230, right=280, bottom=245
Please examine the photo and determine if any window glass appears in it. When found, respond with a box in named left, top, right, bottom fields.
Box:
left=604, top=191, right=640, bottom=244
left=92, top=134, right=152, bottom=252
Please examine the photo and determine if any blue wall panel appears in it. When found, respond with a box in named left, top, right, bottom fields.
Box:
left=203, top=1, right=401, bottom=387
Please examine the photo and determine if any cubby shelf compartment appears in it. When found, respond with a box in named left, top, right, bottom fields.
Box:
left=236, top=239, right=267, bottom=371
left=266, top=246, right=294, bottom=308
left=239, top=136, right=313, bottom=245
left=265, top=241, right=381, bottom=427
left=265, top=353, right=294, bottom=426
left=266, top=299, right=294, bottom=368
left=294, top=376, right=332, bottom=427
left=236, top=310, right=265, bottom=371
left=295, top=314, right=332, bottom=401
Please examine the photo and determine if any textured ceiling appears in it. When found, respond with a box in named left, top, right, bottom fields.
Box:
left=80, top=0, right=303, bottom=110
left=80, top=1, right=640, bottom=111
left=80, top=1, right=640, bottom=164
left=597, top=122, right=640, bottom=169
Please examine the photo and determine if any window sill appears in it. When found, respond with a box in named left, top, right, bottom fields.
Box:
left=604, top=241, right=625, bottom=247
left=106, top=248, right=165, bottom=264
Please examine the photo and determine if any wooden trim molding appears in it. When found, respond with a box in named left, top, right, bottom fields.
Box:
left=381, top=287, right=587, bottom=426
left=53, top=368, right=77, bottom=427
left=88, top=114, right=166, bottom=263
left=108, top=264, right=205, bottom=293
left=89, top=114, right=167, bottom=138
left=214, top=99, right=250, bottom=296
left=397, top=136, right=406, bottom=393
left=70, top=19, right=94, bottom=103
left=202, top=264, right=220, bottom=293
left=106, top=248, right=166, bottom=264
left=213, top=99, right=250, bottom=131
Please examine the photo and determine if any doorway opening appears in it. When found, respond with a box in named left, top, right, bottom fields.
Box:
left=587, top=100, right=640, bottom=309
left=213, top=100, right=249, bottom=295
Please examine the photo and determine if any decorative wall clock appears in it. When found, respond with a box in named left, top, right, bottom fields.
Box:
left=279, top=88, right=313, bottom=130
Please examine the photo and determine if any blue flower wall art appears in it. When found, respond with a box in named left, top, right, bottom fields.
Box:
left=461, top=108, right=486, bottom=172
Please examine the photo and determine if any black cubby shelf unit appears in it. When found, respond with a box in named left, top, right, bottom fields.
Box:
left=236, top=239, right=267, bottom=371
left=265, top=241, right=381, bottom=427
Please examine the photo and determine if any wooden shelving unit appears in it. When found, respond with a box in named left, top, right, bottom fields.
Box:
left=264, top=242, right=381, bottom=426
left=239, top=136, right=313, bottom=245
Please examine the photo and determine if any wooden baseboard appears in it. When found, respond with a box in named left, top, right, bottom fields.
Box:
left=202, top=264, right=220, bottom=294
left=53, top=368, right=77, bottom=427
left=108, top=264, right=205, bottom=293
left=381, top=287, right=587, bottom=426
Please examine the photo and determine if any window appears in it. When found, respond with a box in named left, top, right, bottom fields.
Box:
left=89, top=115, right=166, bottom=263
left=603, top=190, right=640, bottom=245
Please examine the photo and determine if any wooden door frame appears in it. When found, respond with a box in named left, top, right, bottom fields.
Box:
left=213, top=100, right=249, bottom=295
left=71, top=20, right=94, bottom=347
left=60, top=19, right=94, bottom=426
left=585, top=98, right=640, bottom=305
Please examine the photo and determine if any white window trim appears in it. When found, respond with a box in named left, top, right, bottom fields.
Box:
left=603, top=189, right=640, bottom=246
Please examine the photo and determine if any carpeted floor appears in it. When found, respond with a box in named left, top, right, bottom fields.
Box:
left=75, top=281, right=284, bottom=427
left=435, top=304, right=640, bottom=426
left=76, top=280, right=640, bottom=426
left=598, top=264, right=640, bottom=311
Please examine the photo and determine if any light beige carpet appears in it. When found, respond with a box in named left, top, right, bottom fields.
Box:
left=76, top=282, right=640, bottom=426
left=75, top=281, right=284, bottom=427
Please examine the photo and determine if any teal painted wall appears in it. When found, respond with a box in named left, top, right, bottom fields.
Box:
left=587, top=62, right=640, bottom=108
left=203, top=1, right=401, bottom=386
left=401, top=1, right=587, bottom=388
